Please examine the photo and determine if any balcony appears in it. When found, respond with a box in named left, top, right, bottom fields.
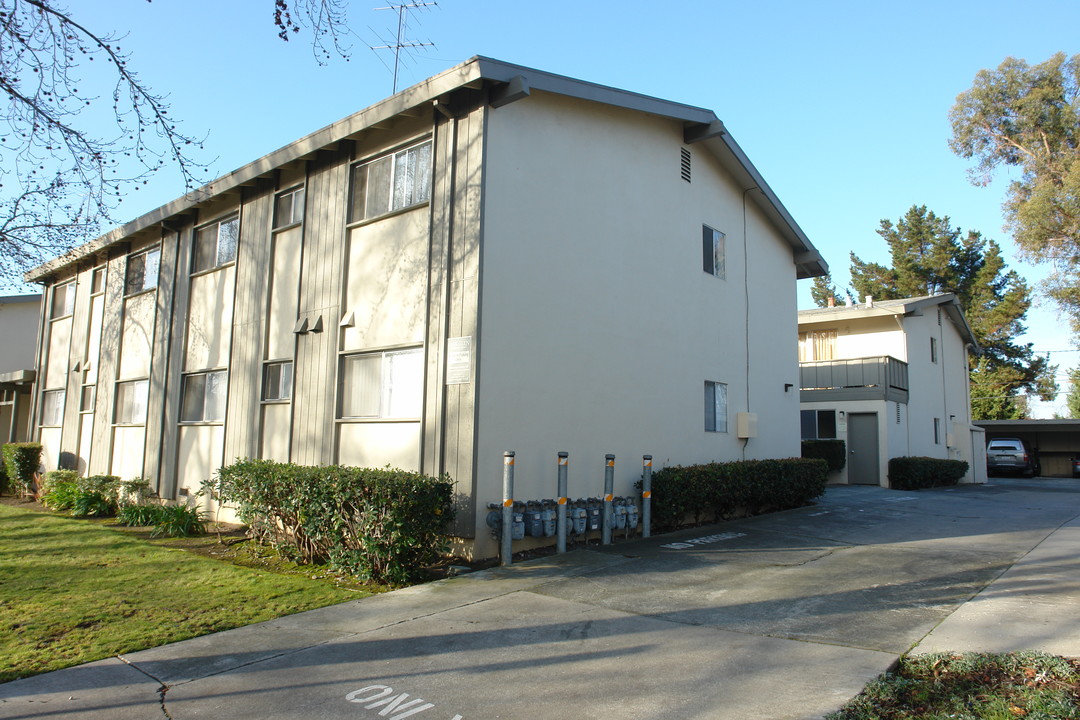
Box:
left=799, top=355, right=908, bottom=404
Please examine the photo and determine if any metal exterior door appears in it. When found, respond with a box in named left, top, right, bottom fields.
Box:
left=848, top=412, right=879, bottom=485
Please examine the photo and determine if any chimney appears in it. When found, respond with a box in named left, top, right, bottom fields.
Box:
left=827, top=295, right=835, bottom=308
left=864, top=295, right=873, bottom=307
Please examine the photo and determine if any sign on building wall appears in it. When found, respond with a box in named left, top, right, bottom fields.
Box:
left=446, top=336, right=472, bottom=385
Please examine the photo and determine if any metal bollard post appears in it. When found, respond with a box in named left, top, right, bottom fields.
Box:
left=642, top=455, right=653, bottom=538
left=602, top=454, right=615, bottom=545
left=556, top=452, right=568, bottom=553
left=501, top=451, right=515, bottom=566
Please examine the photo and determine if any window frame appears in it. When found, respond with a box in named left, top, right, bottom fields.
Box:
left=930, top=336, right=938, bottom=363
left=79, top=385, right=96, bottom=414
left=273, top=187, right=306, bottom=230
left=90, top=266, right=106, bottom=295
left=339, top=347, right=424, bottom=421
left=801, top=409, right=837, bottom=440
left=704, top=380, right=728, bottom=433
left=49, top=281, right=76, bottom=320
left=262, top=360, right=293, bottom=403
left=125, top=247, right=161, bottom=296
left=40, top=389, right=66, bottom=427
left=114, top=379, right=149, bottom=425
left=347, top=140, right=433, bottom=225
left=192, top=215, right=240, bottom=275
left=179, top=369, right=229, bottom=424
left=702, top=225, right=726, bottom=279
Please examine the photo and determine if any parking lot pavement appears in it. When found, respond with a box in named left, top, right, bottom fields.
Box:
left=2, top=477, right=1079, bottom=719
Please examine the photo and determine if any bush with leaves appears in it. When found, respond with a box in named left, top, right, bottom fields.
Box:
left=645, top=458, right=828, bottom=531
left=888, top=457, right=969, bottom=490
left=801, top=439, right=846, bottom=472
left=2, top=443, right=42, bottom=498
left=39, top=473, right=121, bottom=517
left=150, top=505, right=206, bottom=538
left=211, top=460, right=455, bottom=584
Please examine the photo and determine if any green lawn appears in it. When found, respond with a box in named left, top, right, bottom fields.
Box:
left=0, top=503, right=368, bottom=683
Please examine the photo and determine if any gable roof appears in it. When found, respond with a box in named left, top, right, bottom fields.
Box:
left=26, top=56, right=826, bottom=282
left=798, top=293, right=979, bottom=349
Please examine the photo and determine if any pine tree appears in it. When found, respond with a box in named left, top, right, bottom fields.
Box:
left=847, top=205, right=1055, bottom=419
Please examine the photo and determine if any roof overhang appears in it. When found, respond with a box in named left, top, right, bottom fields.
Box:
left=798, top=293, right=979, bottom=351
left=27, top=56, right=826, bottom=282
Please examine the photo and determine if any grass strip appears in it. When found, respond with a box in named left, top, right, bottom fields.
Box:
left=828, top=651, right=1080, bottom=719
left=0, top=503, right=364, bottom=682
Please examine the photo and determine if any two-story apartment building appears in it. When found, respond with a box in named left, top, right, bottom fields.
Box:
left=798, top=294, right=986, bottom=486
left=26, top=57, right=826, bottom=558
left=0, top=294, right=41, bottom=443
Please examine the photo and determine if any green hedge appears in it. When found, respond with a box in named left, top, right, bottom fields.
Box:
left=40, top=472, right=121, bottom=516
left=646, top=458, right=828, bottom=531
left=888, top=457, right=969, bottom=490
left=211, top=459, right=456, bottom=584
left=0, top=444, right=8, bottom=494
left=801, top=439, right=846, bottom=472
left=2, top=443, right=42, bottom=498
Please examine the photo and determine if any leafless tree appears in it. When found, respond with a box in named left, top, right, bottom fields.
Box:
left=0, top=0, right=352, bottom=286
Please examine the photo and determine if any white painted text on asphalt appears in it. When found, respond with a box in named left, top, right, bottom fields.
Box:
left=660, top=531, right=746, bottom=549
left=346, top=685, right=463, bottom=720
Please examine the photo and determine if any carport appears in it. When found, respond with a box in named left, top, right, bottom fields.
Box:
left=975, top=419, right=1080, bottom=477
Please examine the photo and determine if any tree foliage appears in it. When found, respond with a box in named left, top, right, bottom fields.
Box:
left=1066, top=368, right=1080, bottom=419
left=847, top=205, right=1055, bottom=420
left=949, top=53, right=1080, bottom=334
left=0, top=0, right=351, bottom=286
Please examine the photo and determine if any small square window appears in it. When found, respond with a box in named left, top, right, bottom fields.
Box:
left=125, top=248, right=161, bottom=295
left=41, top=389, right=65, bottom=426
left=80, top=386, right=95, bottom=413
left=50, top=281, right=75, bottom=319
left=262, top=361, right=293, bottom=401
left=802, top=409, right=837, bottom=439
left=181, top=370, right=227, bottom=422
left=702, top=225, right=725, bottom=278
left=91, top=266, right=106, bottom=294
left=193, top=216, right=239, bottom=274
left=115, top=380, right=149, bottom=425
left=273, top=187, right=305, bottom=229
left=705, top=380, right=728, bottom=433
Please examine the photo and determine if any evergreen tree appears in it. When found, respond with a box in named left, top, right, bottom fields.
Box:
left=1067, top=369, right=1080, bottom=419
left=847, top=205, right=1056, bottom=420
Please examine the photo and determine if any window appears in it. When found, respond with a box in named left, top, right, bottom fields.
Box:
left=50, top=281, right=75, bottom=319
left=273, top=187, right=305, bottom=229
left=262, top=361, right=293, bottom=401
left=798, top=329, right=838, bottom=362
left=340, top=348, right=423, bottom=419
left=704, top=381, right=728, bottom=433
left=348, top=141, right=432, bottom=223
left=930, top=336, right=938, bottom=363
left=41, top=390, right=65, bottom=426
left=801, top=409, right=837, bottom=439
left=125, top=248, right=161, bottom=295
left=115, top=380, right=149, bottom=425
left=80, top=386, right=95, bottom=413
left=702, top=225, right=725, bottom=278
left=180, top=370, right=228, bottom=422
left=91, top=266, right=106, bottom=294
left=193, top=215, right=239, bottom=273
left=934, top=417, right=941, bottom=445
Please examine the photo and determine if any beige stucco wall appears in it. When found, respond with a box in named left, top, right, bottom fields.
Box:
left=119, top=292, right=156, bottom=380
left=0, top=296, right=42, bottom=371
left=475, top=92, right=802, bottom=557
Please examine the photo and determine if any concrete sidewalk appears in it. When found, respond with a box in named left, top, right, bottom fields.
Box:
left=2, top=478, right=1079, bottom=719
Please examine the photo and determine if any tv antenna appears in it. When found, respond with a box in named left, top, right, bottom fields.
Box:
left=369, top=2, right=438, bottom=93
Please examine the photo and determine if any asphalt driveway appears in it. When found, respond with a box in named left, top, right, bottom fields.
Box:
left=3, top=477, right=1080, bottom=719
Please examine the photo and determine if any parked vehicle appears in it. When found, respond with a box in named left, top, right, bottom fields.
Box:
left=1072, top=458, right=1080, bottom=478
left=986, top=437, right=1037, bottom=477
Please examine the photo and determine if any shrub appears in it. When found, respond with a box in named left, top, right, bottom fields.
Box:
left=119, top=477, right=155, bottom=505
left=39, top=473, right=121, bottom=517
left=801, top=439, right=846, bottom=472
left=211, top=460, right=456, bottom=584
left=888, top=456, right=969, bottom=490
left=150, top=505, right=206, bottom=538
left=117, top=503, right=166, bottom=527
left=646, top=458, right=828, bottom=531
left=0, top=444, right=8, bottom=494
left=2, top=443, right=42, bottom=498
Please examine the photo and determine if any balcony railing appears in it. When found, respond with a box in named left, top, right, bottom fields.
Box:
left=799, top=355, right=908, bottom=404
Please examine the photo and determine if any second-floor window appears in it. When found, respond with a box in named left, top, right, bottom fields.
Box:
left=348, top=141, right=432, bottom=223
left=702, top=225, right=725, bottom=278
left=193, top=216, right=239, bottom=273
left=50, top=281, right=75, bottom=319
left=125, top=248, right=161, bottom=296
left=798, top=330, right=837, bottom=362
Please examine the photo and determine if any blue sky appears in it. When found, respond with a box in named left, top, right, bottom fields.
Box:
left=46, top=0, right=1080, bottom=415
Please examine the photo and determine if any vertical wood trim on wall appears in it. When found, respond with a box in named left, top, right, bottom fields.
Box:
left=59, top=266, right=92, bottom=465
left=159, top=223, right=194, bottom=498
left=225, top=185, right=273, bottom=462
left=88, top=252, right=127, bottom=475
left=292, top=154, right=346, bottom=465
left=143, top=226, right=179, bottom=484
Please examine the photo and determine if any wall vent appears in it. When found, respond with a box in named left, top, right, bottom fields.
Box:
left=680, top=147, right=691, bottom=182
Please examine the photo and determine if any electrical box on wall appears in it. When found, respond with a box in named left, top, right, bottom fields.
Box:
left=736, top=412, right=758, bottom=439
